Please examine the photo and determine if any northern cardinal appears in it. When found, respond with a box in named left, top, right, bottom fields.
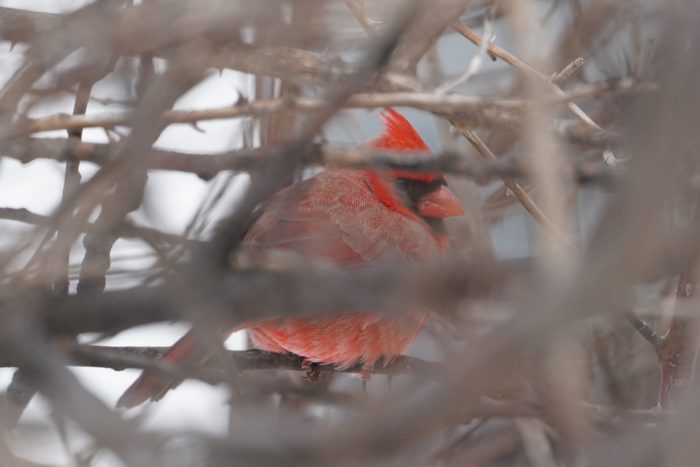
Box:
left=117, top=109, right=464, bottom=408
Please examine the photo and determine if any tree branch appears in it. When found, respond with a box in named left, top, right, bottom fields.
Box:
left=15, top=85, right=643, bottom=138
left=44, top=345, right=440, bottom=381
left=32, top=254, right=502, bottom=337
left=450, top=21, right=616, bottom=151
left=0, top=138, right=622, bottom=184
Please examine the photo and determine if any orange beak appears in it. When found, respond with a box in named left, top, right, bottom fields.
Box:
left=417, top=186, right=464, bottom=219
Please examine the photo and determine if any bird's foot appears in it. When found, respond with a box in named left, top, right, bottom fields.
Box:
left=301, top=359, right=321, bottom=383
left=360, top=368, right=372, bottom=395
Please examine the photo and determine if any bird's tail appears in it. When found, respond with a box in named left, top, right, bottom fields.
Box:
left=116, top=331, right=208, bottom=409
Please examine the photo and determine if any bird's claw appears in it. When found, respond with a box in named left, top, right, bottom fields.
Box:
left=360, top=368, right=372, bottom=395
left=302, top=359, right=321, bottom=383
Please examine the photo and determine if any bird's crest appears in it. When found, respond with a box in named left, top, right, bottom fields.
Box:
left=373, top=108, right=430, bottom=152
left=371, top=108, right=437, bottom=183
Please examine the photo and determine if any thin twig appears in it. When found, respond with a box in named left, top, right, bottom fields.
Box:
left=344, top=0, right=378, bottom=37
left=551, top=57, right=586, bottom=85
left=436, top=5, right=496, bottom=94
left=0, top=207, right=188, bottom=247
left=624, top=311, right=662, bottom=350
left=454, top=124, right=574, bottom=249
left=450, top=21, right=621, bottom=165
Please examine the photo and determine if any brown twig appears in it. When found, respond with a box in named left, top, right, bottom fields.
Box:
left=76, top=50, right=149, bottom=294
left=344, top=0, right=378, bottom=37
left=1, top=79, right=96, bottom=432
left=450, top=21, right=610, bottom=135
left=16, top=83, right=646, bottom=137
left=0, top=207, right=187, bottom=248
left=658, top=259, right=700, bottom=407
left=551, top=56, right=586, bottom=85
left=625, top=311, right=663, bottom=349
left=455, top=124, right=574, bottom=249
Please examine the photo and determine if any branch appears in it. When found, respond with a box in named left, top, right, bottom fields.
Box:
left=0, top=7, right=60, bottom=44
left=15, top=86, right=641, bottom=138
left=33, top=254, right=502, bottom=337
left=0, top=6, right=354, bottom=88
left=450, top=21, right=616, bottom=145
left=47, top=345, right=440, bottom=380
left=454, top=124, right=574, bottom=249
left=0, top=303, right=161, bottom=466
left=1, top=137, right=623, bottom=184
left=206, top=46, right=353, bottom=87
left=658, top=255, right=700, bottom=407
left=624, top=311, right=662, bottom=349
left=0, top=208, right=186, bottom=248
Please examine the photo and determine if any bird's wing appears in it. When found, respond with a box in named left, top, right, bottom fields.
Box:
left=243, top=171, right=440, bottom=267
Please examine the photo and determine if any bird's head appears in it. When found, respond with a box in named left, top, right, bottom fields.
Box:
left=368, top=109, right=464, bottom=223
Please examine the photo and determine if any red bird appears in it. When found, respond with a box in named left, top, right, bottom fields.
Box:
left=117, top=109, right=464, bottom=408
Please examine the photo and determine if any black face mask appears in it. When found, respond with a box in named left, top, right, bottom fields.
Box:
left=392, top=177, right=449, bottom=233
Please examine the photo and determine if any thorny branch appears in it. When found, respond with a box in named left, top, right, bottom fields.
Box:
left=14, top=83, right=644, bottom=138
left=450, top=19, right=619, bottom=164
left=0, top=138, right=621, bottom=184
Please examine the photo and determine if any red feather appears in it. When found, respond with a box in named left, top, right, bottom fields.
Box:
left=373, top=109, right=440, bottom=183
left=117, top=109, right=460, bottom=408
left=373, top=109, right=429, bottom=152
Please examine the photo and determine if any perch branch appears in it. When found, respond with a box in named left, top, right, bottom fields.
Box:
left=55, top=345, right=441, bottom=380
